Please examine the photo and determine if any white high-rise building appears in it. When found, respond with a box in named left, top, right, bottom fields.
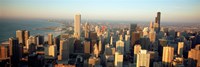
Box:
left=74, top=13, right=81, bottom=39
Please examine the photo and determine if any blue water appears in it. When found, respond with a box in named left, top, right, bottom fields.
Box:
left=0, top=19, right=62, bottom=43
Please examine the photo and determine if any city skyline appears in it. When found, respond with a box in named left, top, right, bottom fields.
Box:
left=1, top=0, right=200, bottom=23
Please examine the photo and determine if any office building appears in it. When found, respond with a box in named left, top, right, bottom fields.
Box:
left=131, top=32, right=140, bottom=47
left=178, top=42, right=184, bottom=56
left=162, top=46, right=174, bottom=67
left=24, top=30, right=30, bottom=46
left=58, top=39, right=69, bottom=61
left=74, top=13, right=81, bottom=39
left=136, top=50, right=150, bottom=67
left=114, top=52, right=123, bottom=67
left=149, top=30, right=156, bottom=43
left=0, top=46, right=8, bottom=59
left=48, top=45, right=56, bottom=57
left=134, top=44, right=141, bottom=63
left=48, top=33, right=53, bottom=45
left=84, top=40, right=90, bottom=54
left=35, top=35, right=44, bottom=45
left=16, top=30, right=25, bottom=45
left=84, top=22, right=90, bottom=38
left=188, top=48, right=200, bottom=67
left=116, top=35, right=124, bottom=55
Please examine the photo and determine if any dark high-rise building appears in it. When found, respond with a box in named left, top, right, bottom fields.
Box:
left=89, top=32, right=97, bottom=40
left=131, top=32, right=140, bottom=47
left=84, top=40, right=91, bottom=54
left=130, top=24, right=137, bottom=34
left=9, top=37, right=21, bottom=67
left=35, top=35, right=44, bottom=45
left=154, top=12, right=161, bottom=33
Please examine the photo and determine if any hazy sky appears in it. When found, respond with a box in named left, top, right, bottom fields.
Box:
left=1, top=0, right=200, bottom=23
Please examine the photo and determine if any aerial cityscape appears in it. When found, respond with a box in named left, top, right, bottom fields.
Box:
left=0, top=0, right=200, bottom=67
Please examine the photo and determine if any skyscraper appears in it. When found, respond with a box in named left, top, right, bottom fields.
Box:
left=154, top=12, right=161, bottom=33
left=125, top=33, right=130, bottom=54
left=9, top=37, right=21, bottom=67
left=157, top=12, right=161, bottom=27
left=134, top=44, right=141, bottom=63
left=178, top=42, right=184, bottom=56
left=188, top=48, right=200, bottom=67
left=162, top=46, right=174, bottom=67
left=116, top=35, right=124, bottom=55
left=84, top=40, right=90, bottom=54
left=149, top=30, right=156, bottom=43
left=136, top=50, right=150, bottom=67
left=0, top=45, right=8, bottom=59
left=114, top=52, right=123, bottom=67
left=35, top=35, right=44, bottom=45
left=48, top=45, right=56, bottom=57
left=24, top=30, right=30, bottom=46
left=16, top=30, right=25, bottom=45
left=58, top=39, right=69, bottom=60
left=48, top=33, right=53, bottom=45
left=130, top=24, right=137, bottom=34
left=131, top=32, right=140, bottom=47
left=84, top=22, right=90, bottom=39
left=74, top=13, right=81, bottom=40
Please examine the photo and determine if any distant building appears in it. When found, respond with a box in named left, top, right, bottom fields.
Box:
left=131, top=32, right=140, bottom=47
left=27, top=36, right=36, bottom=49
left=84, top=22, right=90, bottom=39
left=125, top=34, right=130, bottom=54
left=130, top=24, right=137, bottom=34
left=136, top=50, right=150, bottom=67
left=74, top=13, right=81, bottom=40
left=178, top=42, right=184, bottom=56
left=24, top=30, right=30, bottom=46
left=93, top=43, right=99, bottom=57
left=116, top=35, right=124, bottom=55
left=134, top=44, right=141, bottom=63
left=140, top=37, right=150, bottom=50
left=35, top=35, right=44, bottom=45
left=48, top=33, right=53, bottom=45
left=84, top=40, right=90, bottom=54
left=48, top=45, right=56, bottom=57
left=149, top=30, right=156, bottom=43
left=98, top=40, right=102, bottom=53
left=154, top=12, right=161, bottom=33
left=16, top=30, right=25, bottom=45
left=0, top=45, right=8, bottom=59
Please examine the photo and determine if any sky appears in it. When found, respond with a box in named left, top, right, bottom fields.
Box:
left=0, top=0, right=200, bottom=23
